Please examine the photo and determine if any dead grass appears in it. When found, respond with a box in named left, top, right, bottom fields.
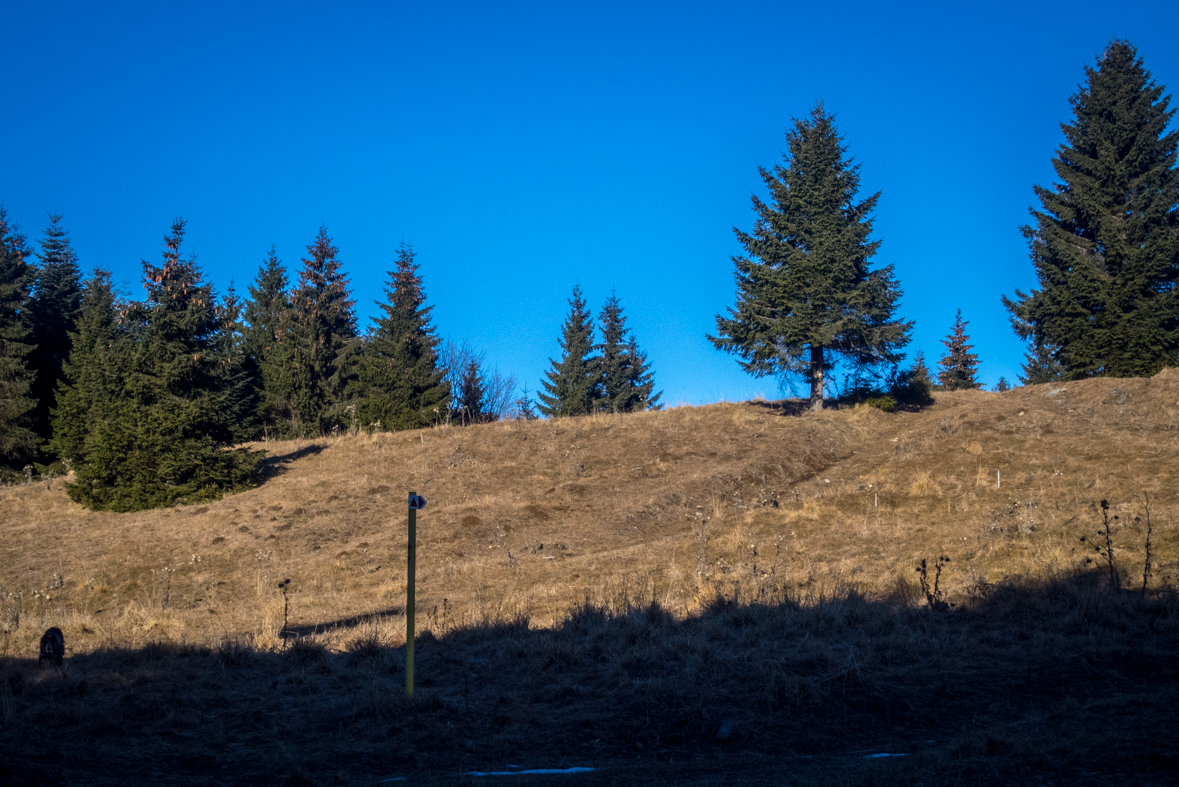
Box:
left=2, top=369, right=1179, bottom=782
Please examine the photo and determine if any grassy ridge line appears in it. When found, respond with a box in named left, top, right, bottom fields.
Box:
left=0, top=369, right=1177, bottom=658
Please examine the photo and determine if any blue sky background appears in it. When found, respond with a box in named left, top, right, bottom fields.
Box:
left=4, top=1, right=1178, bottom=406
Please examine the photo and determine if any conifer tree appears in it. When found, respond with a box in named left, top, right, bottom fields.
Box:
left=244, top=246, right=292, bottom=437
left=1003, top=41, right=1179, bottom=379
left=27, top=214, right=82, bottom=442
left=216, top=282, right=258, bottom=443
left=0, top=209, right=37, bottom=468
left=456, top=358, right=487, bottom=425
left=357, top=242, right=448, bottom=431
left=937, top=309, right=982, bottom=391
left=710, top=106, right=911, bottom=410
left=889, top=348, right=935, bottom=409
left=1019, top=340, right=1065, bottom=385
left=596, top=292, right=661, bottom=413
left=995, top=376, right=1011, bottom=392
left=281, top=226, right=358, bottom=435
left=538, top=285, right=599, bottom=418
left=66, top=220, right=260, bottom=511
left=50, top=269, right=118, bottom=464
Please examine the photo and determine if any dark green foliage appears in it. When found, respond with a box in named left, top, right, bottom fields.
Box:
left=215, top=282, right=258, bottom=443
left=538, top=285, right=599, bottom=418
left=888, top=350, right=935, bottom=410
left=280, top=226, right=359, bottom=436
left=244, top=246, right=291, bottom=437
left=0, top=209, right=37, bottom=467
left=65, top=220, right=261, bottom=511
left=1003, top=41, right=1179, bottom=379
left=49, top=268, right=118, bottom=464
left=710, top=106, right=911, bottom=411
left=995, top=376, right=1011, bottom=392
left=937, top=309, right=982, bottom=391
left=865, top=395, right=896, bottom=412
left=596, top=292, right=662, bottom=413
left=357, top=242, right=448, bottom=431
left=456, top=358, right=487, bottom=424
left=26, top=214, right=82, bottom=442
left=1019, top=340, right=1065, bottom=385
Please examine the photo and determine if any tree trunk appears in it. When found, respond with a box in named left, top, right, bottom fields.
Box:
left=809, top=345, right=824, bottom=411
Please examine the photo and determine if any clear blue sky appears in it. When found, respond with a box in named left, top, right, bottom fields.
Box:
left=4, top=1, right=1178, bottom=405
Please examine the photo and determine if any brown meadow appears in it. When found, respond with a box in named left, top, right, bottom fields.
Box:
left=2, top=370, right=1178, bottom=784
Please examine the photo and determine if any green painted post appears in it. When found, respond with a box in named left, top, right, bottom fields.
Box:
left=406, top=492, right=417, bottom=698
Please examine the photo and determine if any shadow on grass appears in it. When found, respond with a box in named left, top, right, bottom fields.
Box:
left=258, top=443, right=327, bottom=479
left=280, top=606, right=405, bottom=639
left=3, top=573, right=1178, bottom=786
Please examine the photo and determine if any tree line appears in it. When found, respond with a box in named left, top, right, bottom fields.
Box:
left=2, top=40, right=1175, bottom=506
left=712, top=40, right=1178, bottom=408
left=0, top=218, right=660, bottom=508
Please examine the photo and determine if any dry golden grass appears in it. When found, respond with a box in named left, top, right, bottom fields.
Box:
left=2, top=370, right=1178, bottom=659
left=3, top=370, right=1179, bottom=784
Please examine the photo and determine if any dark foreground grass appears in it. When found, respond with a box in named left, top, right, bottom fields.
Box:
left=3, top=573, right=1178, bottom=786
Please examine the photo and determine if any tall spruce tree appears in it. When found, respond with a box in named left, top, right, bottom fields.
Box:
left=244, top=246, right=292, bottom=437
left=66, top=220, right=260, bottom=511
left=937, top=309, right=982, bottom=391
left=0, top=208, right=37, bottom=468
left=27, top=214, right=82, bottom=442
left=538, top=285, right=599, bottom=418
left=1003, top=41, right=1179, bottom=379
left=50, top=268, right=118, bottom=464
left=357, top=242, right=448, bottom=431
left=596, top=292, right=661, bottom=413
left=281, top=226, right=358, bottom=436
left=216, top=281, right=258, bottom=443
left=710, top=106, right=911, bottom=411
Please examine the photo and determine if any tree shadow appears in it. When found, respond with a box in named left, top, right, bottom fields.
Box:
left=257, top=443, right=326, bottom=479
left=280, top=606, right=405, bottom=639
left=746, top=398, right=813, bottom=417
left=3, top=573, right=1177, bottom=786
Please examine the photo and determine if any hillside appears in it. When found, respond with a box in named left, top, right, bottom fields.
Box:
left=3, top=371, right=1179, bottom=784
left=4, top=370, right=1177, bottom=648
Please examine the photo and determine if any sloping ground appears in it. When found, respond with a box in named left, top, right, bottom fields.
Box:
left=2, top=371, right=1179, bottom=784
left=2, top=370, right=1178, bottom=652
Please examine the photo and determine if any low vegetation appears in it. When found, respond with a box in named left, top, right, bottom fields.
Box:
left=2, top=370, right=1178, bottom=783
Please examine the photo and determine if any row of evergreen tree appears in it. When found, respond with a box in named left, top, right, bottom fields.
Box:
left=711, top=40, right=1178, bottom=408
left=0, top=217, right=660, bottom=507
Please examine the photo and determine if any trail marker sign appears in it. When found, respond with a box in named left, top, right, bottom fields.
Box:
left=408, top=494, right=427, bottom=510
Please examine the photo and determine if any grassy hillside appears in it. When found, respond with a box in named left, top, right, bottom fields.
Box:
left=3, top=370, right=1178, bottom=784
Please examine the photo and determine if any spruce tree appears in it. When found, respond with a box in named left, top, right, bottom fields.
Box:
left=27, top=214, right=82, bottom=442
left=357, top=242, right=448, bottom=431
left=456, top=358, right=487, bottom=425
left=216, top=281, right=258, bottom=443
left=1003, top=41, right=1179, bottom=379
left=1019, top=340, right=1065, bottom=385
left=596, top=292, right=661, bottom=413
left=937, top=309, right=982, bottom=391
left=0, top=209, right=37, bottom=468
left=50, top=268, right=118, bottom=464
left=244, top=246, right=292, bottom=437
left=66, top=220, right=260, bottom=511
left=538, top=284, right=599, bottom=418
left=995, top=376, right=1011, bottom=392
left=282, top=226, right=358, bottom=436
left=710, top=106, right=911, bottom=410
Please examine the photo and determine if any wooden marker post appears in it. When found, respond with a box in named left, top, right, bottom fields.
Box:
left=406, top=492, right=426, bottom=697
